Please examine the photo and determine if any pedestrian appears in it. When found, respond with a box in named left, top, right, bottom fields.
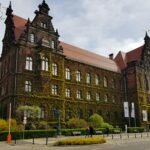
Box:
left=89, top=126, right=94, bottom=137
left=106, top=127, right=109, bottom=136
left=85, top=126, right=89, bottom=138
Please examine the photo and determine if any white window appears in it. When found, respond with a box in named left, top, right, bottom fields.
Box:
left=87, top=91, right=91, bottom=100
left=95, top=74, right=99, bottom=85
left=30, top=33, right=35, bottom=43
left=76, top=70, right=81, bottom=82
left=96, top=93, right=100, bottom=101
left=38, top=108, right=45, bottom=119
left=65, top=68, right=71, bottom=80
left=51, top=40, right=55, bottom=49
left=52, top=63, right=58, bottom=76
left=104, top=77, right=108, bottom=87
left=104, top=94, right=108, bottom=102
left=76, top=90, right=82, bottom=99
left=41, top=57, right=49, bottom=71
left=112, top=95, right=116, bottom=103
left=25, top=57, right=33, bottom=71
left=25, top=81, right=32, bottom=92
left=66, top=88, right=71, bottom=97
left=86, top=73, right=91, bottom=84
left=52, top=85, right=58, bottom=95
left=112, top=79, right=116, bottom=88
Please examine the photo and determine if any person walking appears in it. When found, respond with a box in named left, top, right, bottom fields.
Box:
left=89, top=126, right=94, bottom=137
left=85, top=126, right=89, bottom=138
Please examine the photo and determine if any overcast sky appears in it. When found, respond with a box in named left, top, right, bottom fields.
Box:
left=0, top=0, right=149, bottom=57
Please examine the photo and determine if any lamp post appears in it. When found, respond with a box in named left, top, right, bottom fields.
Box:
left=53, top=108, right=61, bottom=136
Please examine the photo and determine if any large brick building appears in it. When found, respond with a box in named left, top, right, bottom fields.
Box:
left=0, top=1, right=150, bottom=128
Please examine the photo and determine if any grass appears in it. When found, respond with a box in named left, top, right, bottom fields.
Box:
left=54, top=137, right=106, bottom=146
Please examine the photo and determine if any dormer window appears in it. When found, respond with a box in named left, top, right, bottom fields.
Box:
left=40, top=22, right=47, bottom=29
left=30, top=33, right=35, bottom=43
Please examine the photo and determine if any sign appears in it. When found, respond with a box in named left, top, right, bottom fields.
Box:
left=131, top=102, right=135, bottom=118
left=142, top=110, right=148, bottom=121
left=124, top=102, right=129, bottom=117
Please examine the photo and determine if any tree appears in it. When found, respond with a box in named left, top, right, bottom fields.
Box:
left=16, top=105, right=41, bottom=130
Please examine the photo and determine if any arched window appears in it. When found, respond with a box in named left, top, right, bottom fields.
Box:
left=96, top=93, right=100, bottom=102
left=86, top=91, right=91, bottom=100
left=41, top=56, right=49, bottom=71
left=30, top=33, right=35, bottom=43
left=25, top=81, right=32, bottom=92
left=104, top=76, right=108, bottom=87
left=52, top=63, right=58, bottom=76
left=86, top=73, right=91, bottom=84
left=65, top=68, right=71, bottom=80
left=95, top=74, right=99, bottom=85
left=104, top=94, right=108, bottom=102
left=76, top=70, right=81, bottom=82
left=51, top=40, right=55, bottom=49
left=25, top=57, right=32, bottom=71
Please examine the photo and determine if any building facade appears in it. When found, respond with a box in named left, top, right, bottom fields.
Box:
left=0, top=1, right=149, bottom=128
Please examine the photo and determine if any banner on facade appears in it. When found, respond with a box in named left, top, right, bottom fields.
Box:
left=142, top=110, right=148, bottom=121
left=124, top=102, right=129, bottom=118
left=131, top=102, right=135, bottom=118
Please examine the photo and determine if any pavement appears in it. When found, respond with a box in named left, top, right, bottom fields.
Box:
left=1, top=133, right=150, bottom=150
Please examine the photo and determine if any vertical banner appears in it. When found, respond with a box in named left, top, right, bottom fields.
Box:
left=142, top=110, right=148, bottom=121
left=124, top=102, right=129, bottom=118
left=131, top=102, right=135, bottom=118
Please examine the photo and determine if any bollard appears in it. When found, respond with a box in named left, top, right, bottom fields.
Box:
left=120, top=133, right=122, bottom=139
left=141, top=133, right=142, bottom=138
left=32, top=137, right=34, bottom=144
left=134, top=133, right=136, bottom=138
left=112, top=134, right=114, bottom=139
left=147, top=132, right=149, bottom=137
left=127, top=133, right=129, bottom=138
left=46, top=137, right=48, bottom=145
left=14, top=138, right=16, bottom=144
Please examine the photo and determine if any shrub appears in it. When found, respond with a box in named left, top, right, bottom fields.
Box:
left=37, top=121, right=50, bottom=130
left=0, top=119, right=7, bottom=131
left=101, top=122, right=113, bottom=129
left=54, top=137, right=106, bottom=146
left=67, top=118, right=88, bottom=128
left=127, top=127, right=144, bottom=133
left=88, top=114, right=104, bottom=128
left=6, top=119, right=17, bottom=131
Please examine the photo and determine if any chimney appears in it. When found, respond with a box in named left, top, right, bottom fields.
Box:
left=109, top=53, right=114, bottom=60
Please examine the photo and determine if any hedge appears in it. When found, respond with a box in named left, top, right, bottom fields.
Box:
left=0, top=129, right=56, bottom=141
left=0, top=127, right=121, bottom=141
left=127, top=127, right=144, bottom=133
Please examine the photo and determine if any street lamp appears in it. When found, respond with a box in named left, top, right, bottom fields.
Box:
left=53, top=108, right=61, bottom=136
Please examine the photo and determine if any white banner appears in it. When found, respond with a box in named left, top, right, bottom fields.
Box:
left=131, top=102, right=135, bottom=118
left=124, top=102, right=129, bottom=118
left=142, top=110, right=148, bottom=121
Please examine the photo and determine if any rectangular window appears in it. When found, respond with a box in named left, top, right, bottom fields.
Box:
left=52, top=63, right=58, bottom=76
left=76, top=71, right=81, bottom=82
left=66, top=88, right=71, bottom=97
left=87, top=91, right=91, bottom=100
left=96, top=93, right=100, bottom=101
left=52, top=85, right=58, bottom=95
left=77, top=90, right=82, bottom=99
left=25, top=81, right=32, bottom=92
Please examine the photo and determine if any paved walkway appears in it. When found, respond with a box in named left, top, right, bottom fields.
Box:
left=1, top=133, right=150, bottom=150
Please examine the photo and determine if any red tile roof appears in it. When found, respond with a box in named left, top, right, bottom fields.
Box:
left=12, top=14, right=143, bottom=72
left=61, top=42, right=121, bottom=72
left=13, top=15, right=27, bottom=40
left=114, top=46, right=143, bottom=70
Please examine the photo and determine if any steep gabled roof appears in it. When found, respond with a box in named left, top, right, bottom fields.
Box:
left=61, top=42, right=121, bottom=73
left=114, top=45, right=143, bottom=70
left=12, top=15, right=27, bottom=40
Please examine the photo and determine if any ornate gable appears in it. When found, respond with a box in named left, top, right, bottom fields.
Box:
left=141, top=32, right=150, bottom=69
